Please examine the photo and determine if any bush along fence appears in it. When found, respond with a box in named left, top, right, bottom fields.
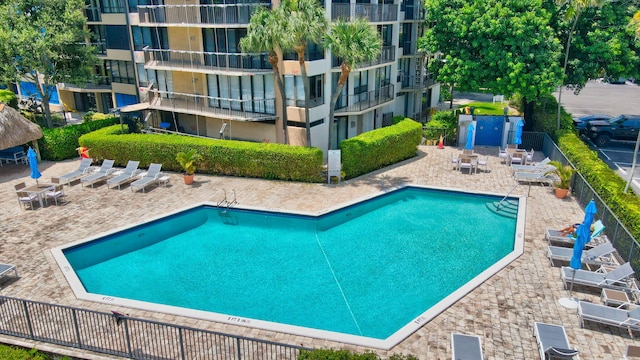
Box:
left=37, top=117, right=119, bottom=161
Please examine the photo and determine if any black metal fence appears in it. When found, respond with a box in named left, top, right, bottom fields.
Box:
left=539, top=133, right=640, bottom=273
left=0, top=295, right=308, bottom=359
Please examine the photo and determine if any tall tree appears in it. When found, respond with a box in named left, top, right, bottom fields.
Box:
left=324, top=19, right=381, bottom=151
left=420, top=0, right=562, bottom=129
left=554, top=0, right=605, bottom=129
left=0, top=0, right=98, bottom=128
left=240, top=6, right=295, bottom=144
left=281, top=0, right=328, bottom=147
left=631, top=10, right=640, bottom=39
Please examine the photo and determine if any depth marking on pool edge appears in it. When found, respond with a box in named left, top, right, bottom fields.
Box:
left=413, top=315, right=428, bottom=325
left=227, top=316, right=251, bottom=324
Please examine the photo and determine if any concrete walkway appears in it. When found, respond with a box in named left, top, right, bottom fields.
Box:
left=0, top=146, right=636, bottom=359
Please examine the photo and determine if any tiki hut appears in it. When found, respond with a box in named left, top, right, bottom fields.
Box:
left=0, top=102, right=43, bottom=160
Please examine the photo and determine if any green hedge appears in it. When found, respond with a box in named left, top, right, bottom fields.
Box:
left=79, top=125, right=324, bottom=182
left=0, top=90, right=18, bottom=109
left=555, top=130, right=640, bottom=239
left=340, top=118, right=422, bottom=179
left=299, top=349, right=416, bottom=360
left=0, top=344, right=48, bottom=360
left=423, top=110, right=457, bottom=143
left=38, top=117, right=119, bottom=161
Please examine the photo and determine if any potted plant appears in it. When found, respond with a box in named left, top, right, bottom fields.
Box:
left=546, top=160, right=575, bottom=199
left=176, top=149, right=203, bottom=185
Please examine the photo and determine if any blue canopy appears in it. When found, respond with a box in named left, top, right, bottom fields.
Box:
left=465, top=123, right=475, bottom=150
left=570, top=200, right=598, bottom=270
left=514, top=119, right=524, bottom=145
left=27, top=147, right=41, bottom=184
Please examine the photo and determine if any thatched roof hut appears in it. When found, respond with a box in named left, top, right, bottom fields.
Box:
left=0, top=102, right=43, bottom=153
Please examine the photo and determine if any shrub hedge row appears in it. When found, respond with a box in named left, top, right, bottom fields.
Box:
left=299, top=349, right=416, bottom=360
left=38, top=117, right=119, bottom=160
left=555, top=130, right=640, bottom=240
left=79, top=125, right=324, bottom=182
left=340, top=118, right=422, bottom=179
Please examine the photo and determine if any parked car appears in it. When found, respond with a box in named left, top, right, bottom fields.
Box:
left=573, top=114, right=611, bottom=131
left=584, top=114, right=640, bottom=146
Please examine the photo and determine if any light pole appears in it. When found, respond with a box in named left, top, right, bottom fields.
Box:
left=624, top=129, right=640, bottom=193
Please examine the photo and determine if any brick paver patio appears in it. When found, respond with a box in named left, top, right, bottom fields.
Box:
left=0, top=145, right=637, bottom=359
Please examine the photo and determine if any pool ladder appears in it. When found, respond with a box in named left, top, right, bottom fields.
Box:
left=217, top=190, right=238, bottom=224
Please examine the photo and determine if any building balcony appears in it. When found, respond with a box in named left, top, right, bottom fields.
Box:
left=331, top=3, right=398, bottom=22
left=332, top=46, right=395, bottom=68
left=400, top=4, right=424, bottom=21
left=58, top=76, right=112, bottom=92
left=398, top=74, right=435, bottom=91
left=143, top=48, right=272, bottom=73
left=335, top=84, right=394, bottom=114
left=148, top=90, right=277, bottom=122
left=138, top=4, right=270, bottom=27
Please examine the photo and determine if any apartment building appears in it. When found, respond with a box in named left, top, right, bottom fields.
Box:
left=55, top=0, right=439, bottom=153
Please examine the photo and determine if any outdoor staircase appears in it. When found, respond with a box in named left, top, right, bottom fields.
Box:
left=485, top=199, right=518, bottom=219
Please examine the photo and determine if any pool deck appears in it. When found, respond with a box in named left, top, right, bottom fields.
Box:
left=0, top=145, right=636, bottom=359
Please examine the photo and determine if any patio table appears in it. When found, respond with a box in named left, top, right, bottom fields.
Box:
left=23, top=183, right=53, bottom=208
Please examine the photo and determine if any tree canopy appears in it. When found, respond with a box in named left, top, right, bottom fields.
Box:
left=420, top=0, right=562, bottom=103
left=0, top=0, right=98, bottom=127
left=555, top=0, right=640, bottom=92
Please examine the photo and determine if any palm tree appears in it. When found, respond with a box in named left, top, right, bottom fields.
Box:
left=325, top=19, right=381, bottom=151
left=240, top=7, right=295, bottom=144
left=555, top=0, right=604, bottom=130
left=282, top=0, right=327, bottom=147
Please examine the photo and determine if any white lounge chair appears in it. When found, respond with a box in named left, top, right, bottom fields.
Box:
left=546, top=220, right=606, bottom=248
left=514, top=171, right=556, bottom=185
left=578, top=301, right=640, bottom=335
left=59, top=158, right=93, bottom=185
left=510, top=157, right=551, bottom=174
left=0, top=263, right=18, bottom=280
left=451, top=333, right=483, bottom=360
left=533, top=322, right=579, bottom=360
left=107, top=160, right=141, bottom=189
left=547, top=242, right=616, bottom=267
left=130, top=163, right=163, bottom=193
left=81, top=159, right=115, bottom=187
left=560, top=262, right=635, bottom=292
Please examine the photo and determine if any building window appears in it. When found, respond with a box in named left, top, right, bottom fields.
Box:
left=132, top=26, right=168, bottom=51
left=105, top=25, right=130, bottom=50
left=285, top=75, right=324, bottom=107
left=107, top=60, right=136, bottom=84
left=85, top=0, right=101, bottom=21
left=100, top=0, right=126, bottom=13
left=378, top=25, right=393, bottom=46
left=88, top=25, right=107, bottom=55
left=207, top=74, right=275, bottom=114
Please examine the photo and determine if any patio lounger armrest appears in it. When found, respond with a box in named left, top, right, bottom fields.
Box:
left=545, top=347, right=579, bottom=358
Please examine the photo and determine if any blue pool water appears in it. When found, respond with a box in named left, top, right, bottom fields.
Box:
left=62, top=187, right=517, bottom=341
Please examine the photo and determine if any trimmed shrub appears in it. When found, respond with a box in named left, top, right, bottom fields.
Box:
left=38, top=117, right=119, bottom=160
left=0, top=89, right=18, bottom=109
left=299, top=349, right=417, bottom=360
left=340, top=118, right=422, bottom=179
left=555, top=130, right=640, bottom=239
left=79, top=125, right=324, bottom=182
left=424, top=110, right=457, bottom=143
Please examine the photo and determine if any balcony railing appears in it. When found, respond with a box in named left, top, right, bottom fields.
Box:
left=143, top=48, right=272, bottom=72
left=335, top=84, right=394, bottom=113
left=400, top=4, right=424, bottom=21
left=149, top=89, right=277, bottom=122
left=91, top=41, right=107, bottom=55
left=331, top=3, right=398, bottom=22
left=398, top=74, right=435, bottom=90
left=59, top=76, right=112, bottom=91
left=332, top=46, right=395, bottom=68
left=283, top=49, right=325, bottom=62
left=400, top=40, right=417, bottom=56
left=138, top=4, right=270, bottom=26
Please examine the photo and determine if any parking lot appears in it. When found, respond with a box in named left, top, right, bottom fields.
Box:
left=556, top=80, right=640, bottom=193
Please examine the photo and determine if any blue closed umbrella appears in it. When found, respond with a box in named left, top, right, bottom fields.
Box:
left=27, top=147, right=41, bottom=184
left=465, top=123, right=475, bottom=150
left=561, top=199, right=597, bottom=308
left=514, top=119, right=524, bottom=146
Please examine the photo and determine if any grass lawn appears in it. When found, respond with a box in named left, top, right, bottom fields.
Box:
left=463, top=102, right=520, bottom=115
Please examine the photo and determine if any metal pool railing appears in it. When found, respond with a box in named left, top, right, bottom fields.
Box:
left=0, top=295, right=309, bottom=359
left=539, top=133, right=640, bottom=273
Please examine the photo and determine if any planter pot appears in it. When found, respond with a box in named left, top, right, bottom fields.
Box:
left=555, top=188, right=570, bottom=199
left=183, top=174, right=194, bottom=185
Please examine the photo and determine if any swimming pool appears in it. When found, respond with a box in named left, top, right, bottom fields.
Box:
left=52, top=185, right=525, bottom=349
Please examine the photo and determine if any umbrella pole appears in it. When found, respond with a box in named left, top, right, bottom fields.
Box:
left=568, top=269, right=576, bottom=299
